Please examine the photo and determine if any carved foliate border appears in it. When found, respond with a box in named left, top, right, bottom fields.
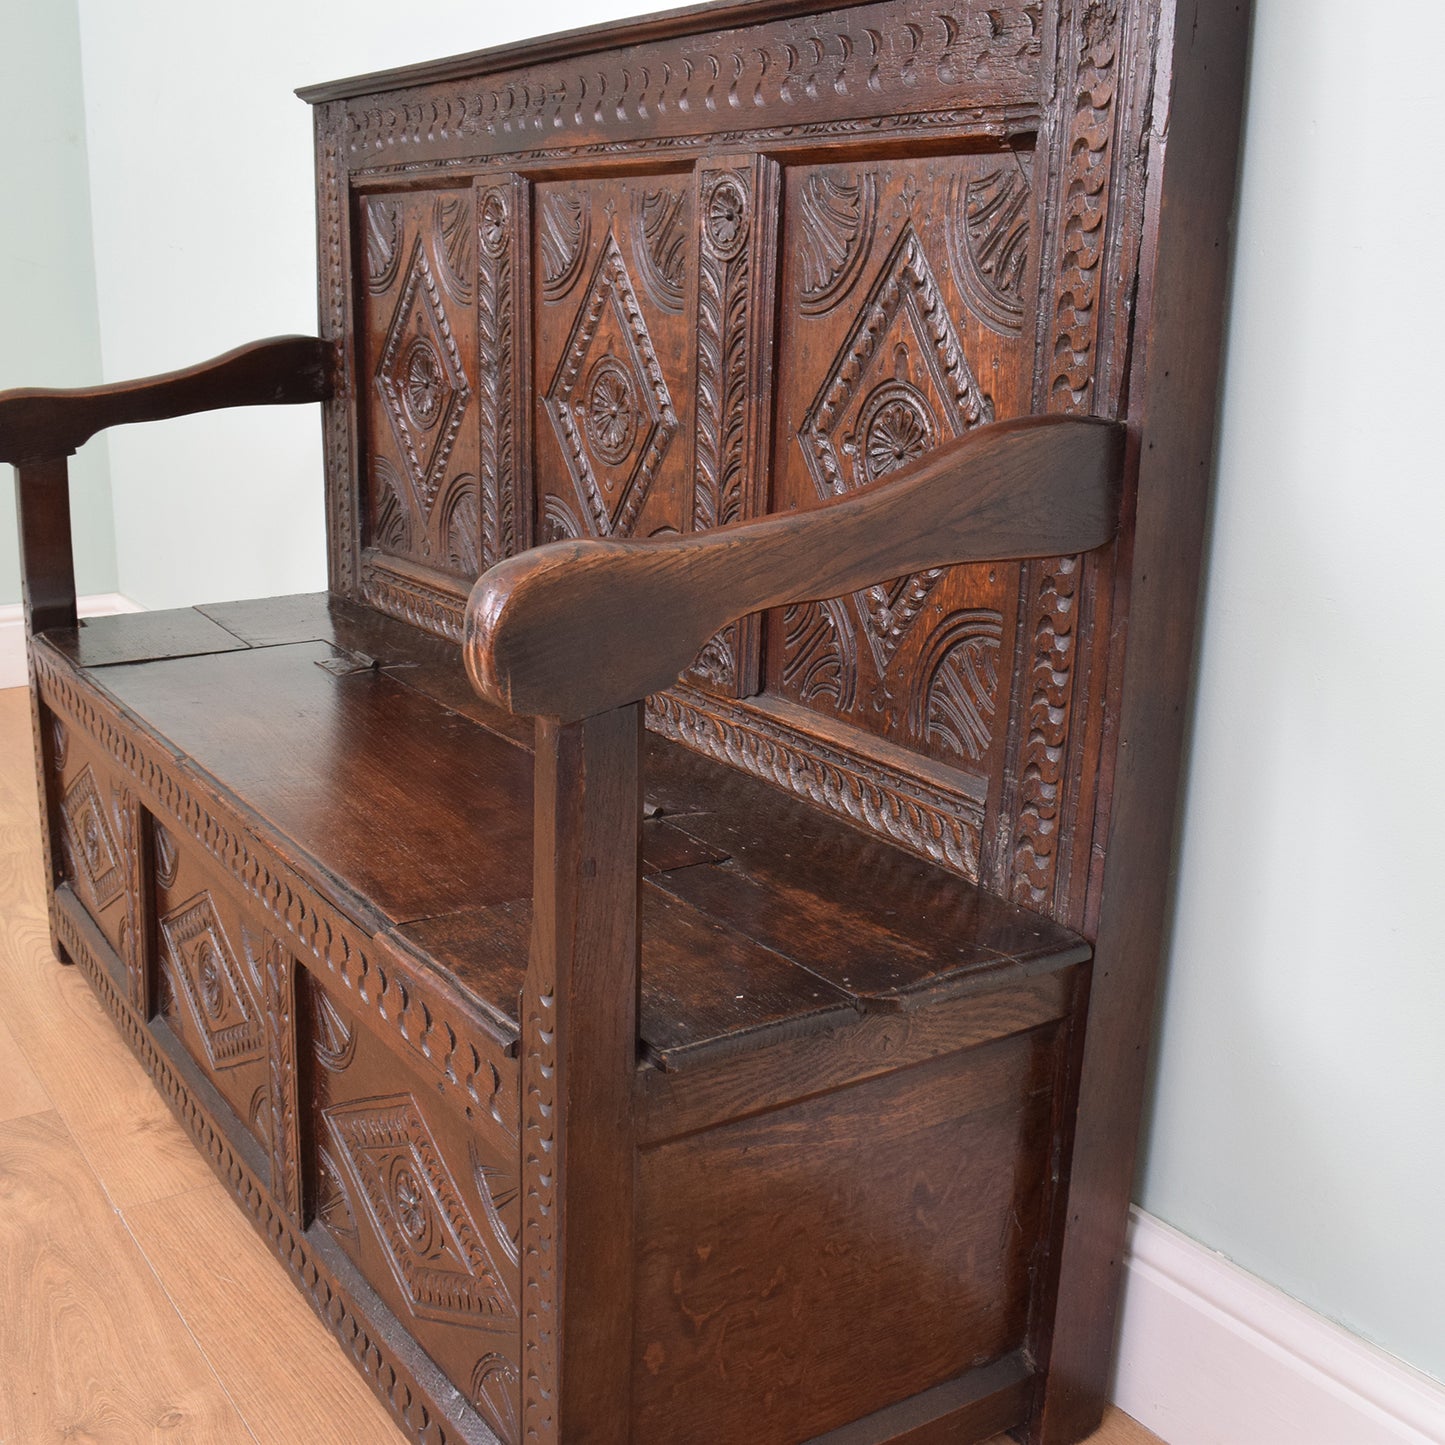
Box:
left=648, top=687, right=986, bottom=877
left=360, top=554, right=468, bottom=644
left=318, top=101, right=361, bottom=598
left=52, top=895, right=495, bottom=1445
left=686, top=157, right=780, bottom=699
left=263, top=937, right=304, bottom=1221
left=1007, top=0, right=1129, bottom=917
left=519, top=956, right=559, bottom=1441
left=475, top=174, right=532, bottom=567
left=33, top=645, right=518, bottom=1141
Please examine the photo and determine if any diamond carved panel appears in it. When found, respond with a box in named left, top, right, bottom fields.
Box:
left=544, top=233, right=678, bottom=537
left=159, top=892, right=265, bottom=1071
left=376, top=237, right=472, bottom=522
left=325, top=1093, right=517, bottom=1329
left=800, top=225, right=993, bottom=673
left=61, top=764, right=124, bottom=911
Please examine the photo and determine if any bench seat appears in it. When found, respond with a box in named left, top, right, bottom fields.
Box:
left=37, top=592, right=1088, bottom=1072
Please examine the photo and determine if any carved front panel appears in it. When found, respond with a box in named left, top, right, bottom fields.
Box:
left=648, top=151, right=1041, bottom=882
left=306, top=973, right=521, bottom=1444
left=359, top=187, right=481, bottom=589
left=53, top=722, right=142, bottom=999
left=534, top=173, right=695, bottom=547
left=768, top=153, right=1035, bottom=782
left=153, top=821, right=276, bottom=1157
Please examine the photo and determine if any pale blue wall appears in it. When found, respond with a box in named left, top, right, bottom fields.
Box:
left=1136, top=0, right=1445, bottom=1383
left=0, top=0, right=116, bottom=605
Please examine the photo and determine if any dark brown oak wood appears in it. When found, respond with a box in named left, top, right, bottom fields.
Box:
left=466, top=416, right=1124, bottom=722
left=0, top=336, right=335, bottom=465
left=4, top=2, right=1250, bottom=1440
left=14, top=456, right=77, bottom=635
left=526, top=706, right=642, bottom=1445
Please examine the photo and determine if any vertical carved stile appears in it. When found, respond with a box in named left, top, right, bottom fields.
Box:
left=476, top=174, right=532, bottom=568
left=687, top=156, right=780, bottom=697
left=522, top=708, right=640, bottom=1444
left=263, top=936, right=303, bottom=1220
left=1009, top=0, right=1124, bottom=916
left=116, top=785, right=149, bottom=1013
left=319, top=102, right=359, bottom=596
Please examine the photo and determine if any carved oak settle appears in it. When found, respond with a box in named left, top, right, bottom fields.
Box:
left=1, top=1, right=1250, bottom=1441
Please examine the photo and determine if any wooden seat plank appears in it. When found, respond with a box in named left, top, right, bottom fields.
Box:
left=43, top=606, right=249, bottom=668
left=90, top=639, right=534, bottom=926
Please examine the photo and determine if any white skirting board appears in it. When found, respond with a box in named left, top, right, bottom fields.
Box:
left=0, top=593, right=143, bottom=690
left=1113, top=1207, right=1445, bottom=1445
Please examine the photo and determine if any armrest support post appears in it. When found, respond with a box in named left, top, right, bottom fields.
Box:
left=15, top=456, right=77, bottom=636
left=524, top=703, right=642, bottom=1443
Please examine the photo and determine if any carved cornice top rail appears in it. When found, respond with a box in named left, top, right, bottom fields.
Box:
left=312, top=0, right=1046, bottom=169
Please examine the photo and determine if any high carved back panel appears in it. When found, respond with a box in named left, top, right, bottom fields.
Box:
left=309, top=0, right=1155, bottom=932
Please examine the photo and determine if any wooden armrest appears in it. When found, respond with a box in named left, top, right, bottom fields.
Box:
left=465, top=414, right=1125, bottom=722
left=0, top=335, right=336, bottom=466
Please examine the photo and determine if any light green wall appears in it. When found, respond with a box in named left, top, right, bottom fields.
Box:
left=1136, top=0, right=1445, bottom=1383
left=74, top=0, right=635, bottom=611
left=0, top=0, right=116, bottom=605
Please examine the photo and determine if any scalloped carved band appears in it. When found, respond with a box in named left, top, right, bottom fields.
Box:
left=340, top=2, right=1044, bottom=162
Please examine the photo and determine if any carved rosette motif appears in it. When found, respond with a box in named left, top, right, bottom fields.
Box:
left=159, top=892, right=266, bottom=1071
left=326, top=1094, right=518, bottom=1329
left=1010, top=0, right=1123, bottom=912
left=476, top=178, right=525, bottom=568
left=544, top=233, right=678, bottom=537
left=376, top=239, right=472, bottom=523
left=61, top=764, right=125, bottom=912
left=800, top=224, right=993, bottom=674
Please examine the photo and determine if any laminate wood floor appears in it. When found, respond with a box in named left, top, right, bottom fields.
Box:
left=0, top=685, right=1164, bottom=1445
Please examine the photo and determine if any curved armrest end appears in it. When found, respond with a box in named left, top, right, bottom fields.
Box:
left=466, top=415, right=1126, bottom=723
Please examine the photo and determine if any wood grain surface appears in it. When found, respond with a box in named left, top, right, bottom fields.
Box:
left=0, top=335, right=334, bottom=465
left=0, top=685, right=1154, bottom=1445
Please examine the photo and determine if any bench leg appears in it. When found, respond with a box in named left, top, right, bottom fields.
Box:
left=523, top=704, right=642, bottom=1444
